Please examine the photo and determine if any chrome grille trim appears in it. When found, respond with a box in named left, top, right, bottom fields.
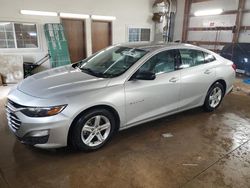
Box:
left=5, top=100, right=22, bottom=132
left=7, top=114, right=20, bottom=122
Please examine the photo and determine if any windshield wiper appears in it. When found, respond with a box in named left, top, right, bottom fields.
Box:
left=81, top=67, right=96, bottom=75
left=80, top=67, right=109, bottom=78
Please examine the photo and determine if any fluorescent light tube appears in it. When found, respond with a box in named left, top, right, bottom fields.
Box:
left=194, top=9, right=223, bottom=16
left=20, top=10, right=57, bottom=16
left=28, top=32, right=37, bottom=36
left=22, top=23, right=35, bottom=26
left=0, top=22, right=10, bottom=25
left=59, top=13, right=90, bottom=19
left=91, top=15, right=116, bottom=21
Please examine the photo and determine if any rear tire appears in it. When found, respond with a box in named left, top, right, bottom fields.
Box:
left=203, top=82, right=225, bottom=112
left=69, top=109, right=116, bottom=151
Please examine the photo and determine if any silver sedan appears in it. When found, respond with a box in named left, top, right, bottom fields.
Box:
left=6, top=43, right=235, bottom=151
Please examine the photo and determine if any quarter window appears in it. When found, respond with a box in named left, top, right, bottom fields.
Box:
left=179, top=49, right=205, bottom=69
left=204, top=52, right=216, bottom=63
left=138, top=50, right=177, bottom=74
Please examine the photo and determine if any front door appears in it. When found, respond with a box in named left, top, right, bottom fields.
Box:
left=91, top=20, right=112, bottom=53
left=125, top=49, right=181, bottom=126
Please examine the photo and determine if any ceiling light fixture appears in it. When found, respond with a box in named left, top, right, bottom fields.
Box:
left=20, top=10, right=58, bottom=17
left=59, top=13, right=90, bottom=19
left=194, top=9, right=223, bottom=16
left=91, top=15, right=116, bottom=21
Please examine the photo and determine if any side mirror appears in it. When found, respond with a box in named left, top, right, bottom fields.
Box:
left=132, top=71, right=156, bottom=80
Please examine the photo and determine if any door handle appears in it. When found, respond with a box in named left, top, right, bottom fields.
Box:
left=204, top=69, right=212, bottom=74
left=169, top=77, right=178, bottom=83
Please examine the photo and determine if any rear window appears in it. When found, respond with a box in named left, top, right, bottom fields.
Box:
left=179, top=49, right=205, bottom=68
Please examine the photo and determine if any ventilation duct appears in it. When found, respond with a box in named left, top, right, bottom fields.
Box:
left=152, top=0, right=176, bottom=42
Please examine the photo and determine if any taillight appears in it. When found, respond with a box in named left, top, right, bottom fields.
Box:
left=232, top=64, right=236, bottom=71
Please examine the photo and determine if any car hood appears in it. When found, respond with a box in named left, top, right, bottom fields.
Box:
left=17, top=65, right=110, bottom=99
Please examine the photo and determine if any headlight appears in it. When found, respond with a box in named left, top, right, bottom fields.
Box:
left=20, top=105, right=67, bottom=117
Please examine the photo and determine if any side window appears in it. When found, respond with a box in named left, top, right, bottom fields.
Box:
left=138, top=50, right=177, bottom=74
left=179, top=49, right=205, bottom=69
left=204, top=52, right=216, bottom=63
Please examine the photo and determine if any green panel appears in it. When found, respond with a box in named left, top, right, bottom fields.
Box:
left=44, top=23, right=71, bottom=68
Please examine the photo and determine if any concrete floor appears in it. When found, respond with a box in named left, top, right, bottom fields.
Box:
left=0, top=81, right=250, bottom=188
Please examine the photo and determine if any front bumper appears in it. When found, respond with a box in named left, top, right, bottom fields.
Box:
left=6, top=99, right=71, bottom=149
left=17, top=134, right=49, bottom=145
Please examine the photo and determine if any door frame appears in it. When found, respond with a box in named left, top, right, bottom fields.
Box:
left=61, top=18, right=88, bottom=61
left=91, top=20, right=113, bottom=52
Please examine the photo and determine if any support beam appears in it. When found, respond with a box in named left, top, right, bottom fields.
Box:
left=188, top=26, right=234, bottom=31
left=188, top=26, right=250, bottom=31
left=232, top=0, right=245, bottom=43
left=241, top=26, right=250, bottom=30
left=191, top=0, right=211, bottom=3
left=182, top=0, right=192, bottom=42
left=187, top=41, right=230, bottom=46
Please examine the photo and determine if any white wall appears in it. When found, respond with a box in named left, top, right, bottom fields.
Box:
left=0, top=0, right=155, bottom=69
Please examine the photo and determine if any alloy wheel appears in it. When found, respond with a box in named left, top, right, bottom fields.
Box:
left=209, top=87, right=222, bottom=108
left=81, top=115, right=111, bottom=147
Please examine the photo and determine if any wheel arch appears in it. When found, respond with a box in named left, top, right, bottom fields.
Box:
left=67, top=104, right=121, bottom=145
left=204, top=79, right=227, bottom=104
left=212, top=79, right=227, bottom=94
left=203, top=79, right=227, bottom=111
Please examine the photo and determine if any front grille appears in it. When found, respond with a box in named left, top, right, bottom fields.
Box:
left=8, top=99, right=24, bottom=108
left=6, top=100, right=22, bottom=132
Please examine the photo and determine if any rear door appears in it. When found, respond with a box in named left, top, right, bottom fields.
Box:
left=124, top=49, right=181, bottom=126
left=178, top=49, right=217, bottom=109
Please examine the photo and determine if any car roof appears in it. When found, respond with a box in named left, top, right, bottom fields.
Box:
left=120, top=42, right=197, bottom=52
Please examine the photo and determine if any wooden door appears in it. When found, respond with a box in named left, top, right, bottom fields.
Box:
left=92, top=21, right=112, bottom=53
left=62, top=18, right=86, bottom=63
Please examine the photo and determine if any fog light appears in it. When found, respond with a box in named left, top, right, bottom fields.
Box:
left=27, top=130, right=49, bottom=137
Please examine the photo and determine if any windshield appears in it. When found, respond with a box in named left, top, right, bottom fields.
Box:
left=75, top=46, right=148, bottom=78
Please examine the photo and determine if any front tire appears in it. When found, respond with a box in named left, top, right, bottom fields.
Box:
left=69, top=109, right=116, bottom=151
left=203, top=82, right=224, bottom=112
